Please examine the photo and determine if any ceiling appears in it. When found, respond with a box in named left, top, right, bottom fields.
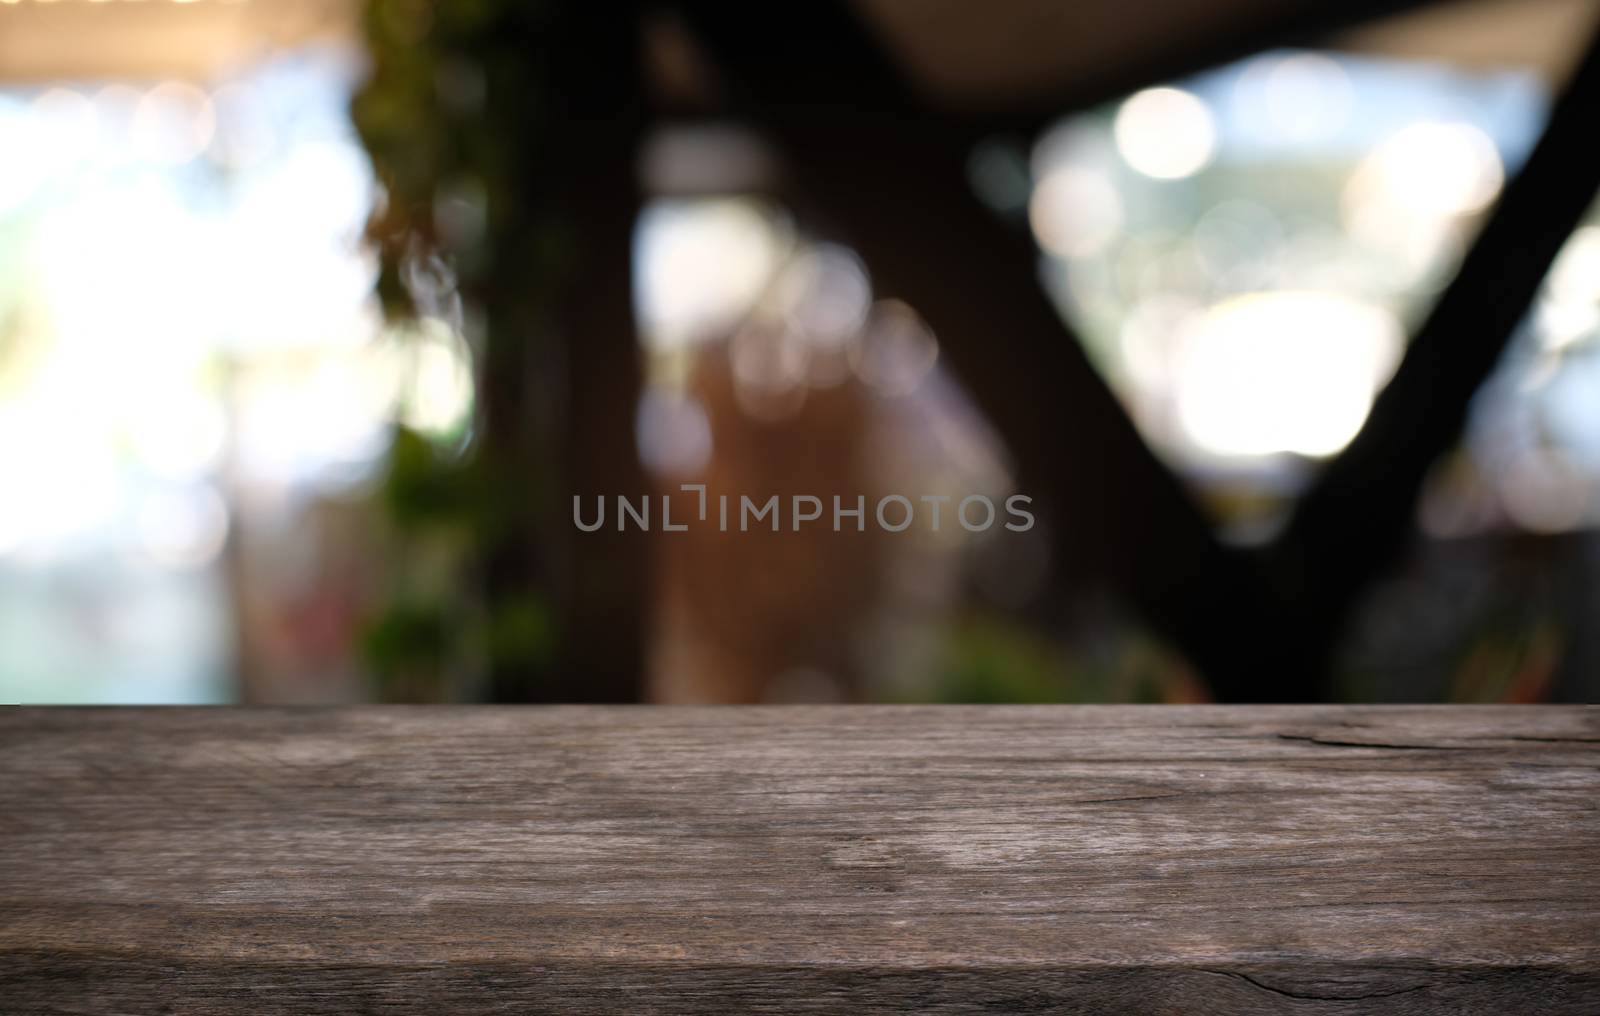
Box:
left=0, top=0, right=358, bottom=84
left=858, top=0, right=1600, bottom=111
left=0, top=0, right=1595, bottom=109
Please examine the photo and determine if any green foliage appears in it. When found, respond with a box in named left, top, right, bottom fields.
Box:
left=383, top=426, right=479, bottom=527
left=352, top=0, right=559, bottom=317
left=486, top=593, right=556, bottom=672
left=936, top=616, right=1078, bottom=704
left=363, top=601, right=450, bottom=668
left=352, top=0, right=564, bottom=701
left=932, top=613, right=1194, bottom=704
left=362, top=600, right=454, bottom=700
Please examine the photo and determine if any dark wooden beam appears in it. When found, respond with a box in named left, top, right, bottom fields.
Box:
left=475, top=4, right=651, bottom=702
left=1273, top=21, right=1600, bottom=670
left=943, top=0, right=1462, bottom=133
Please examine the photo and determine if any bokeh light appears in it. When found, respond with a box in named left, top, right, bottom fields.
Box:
left=1113, top=87, right=1217, bottom=180
left=1029, top=166, right=1124, bottom=259
left=1173, top=291, right=1401, bottom=458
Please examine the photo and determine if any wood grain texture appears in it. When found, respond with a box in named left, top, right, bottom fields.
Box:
left=2, top=705, right=1597, bottom=1014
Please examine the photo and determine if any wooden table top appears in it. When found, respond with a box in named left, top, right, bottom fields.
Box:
left=2, top=705, right=1597, bottom=1013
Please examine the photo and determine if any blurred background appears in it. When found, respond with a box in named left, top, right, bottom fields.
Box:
left=1, top=0, right=1597, bottom=704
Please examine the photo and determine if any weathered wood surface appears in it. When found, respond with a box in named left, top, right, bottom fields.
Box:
left=2, top=705, right=1597, bottom=1014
